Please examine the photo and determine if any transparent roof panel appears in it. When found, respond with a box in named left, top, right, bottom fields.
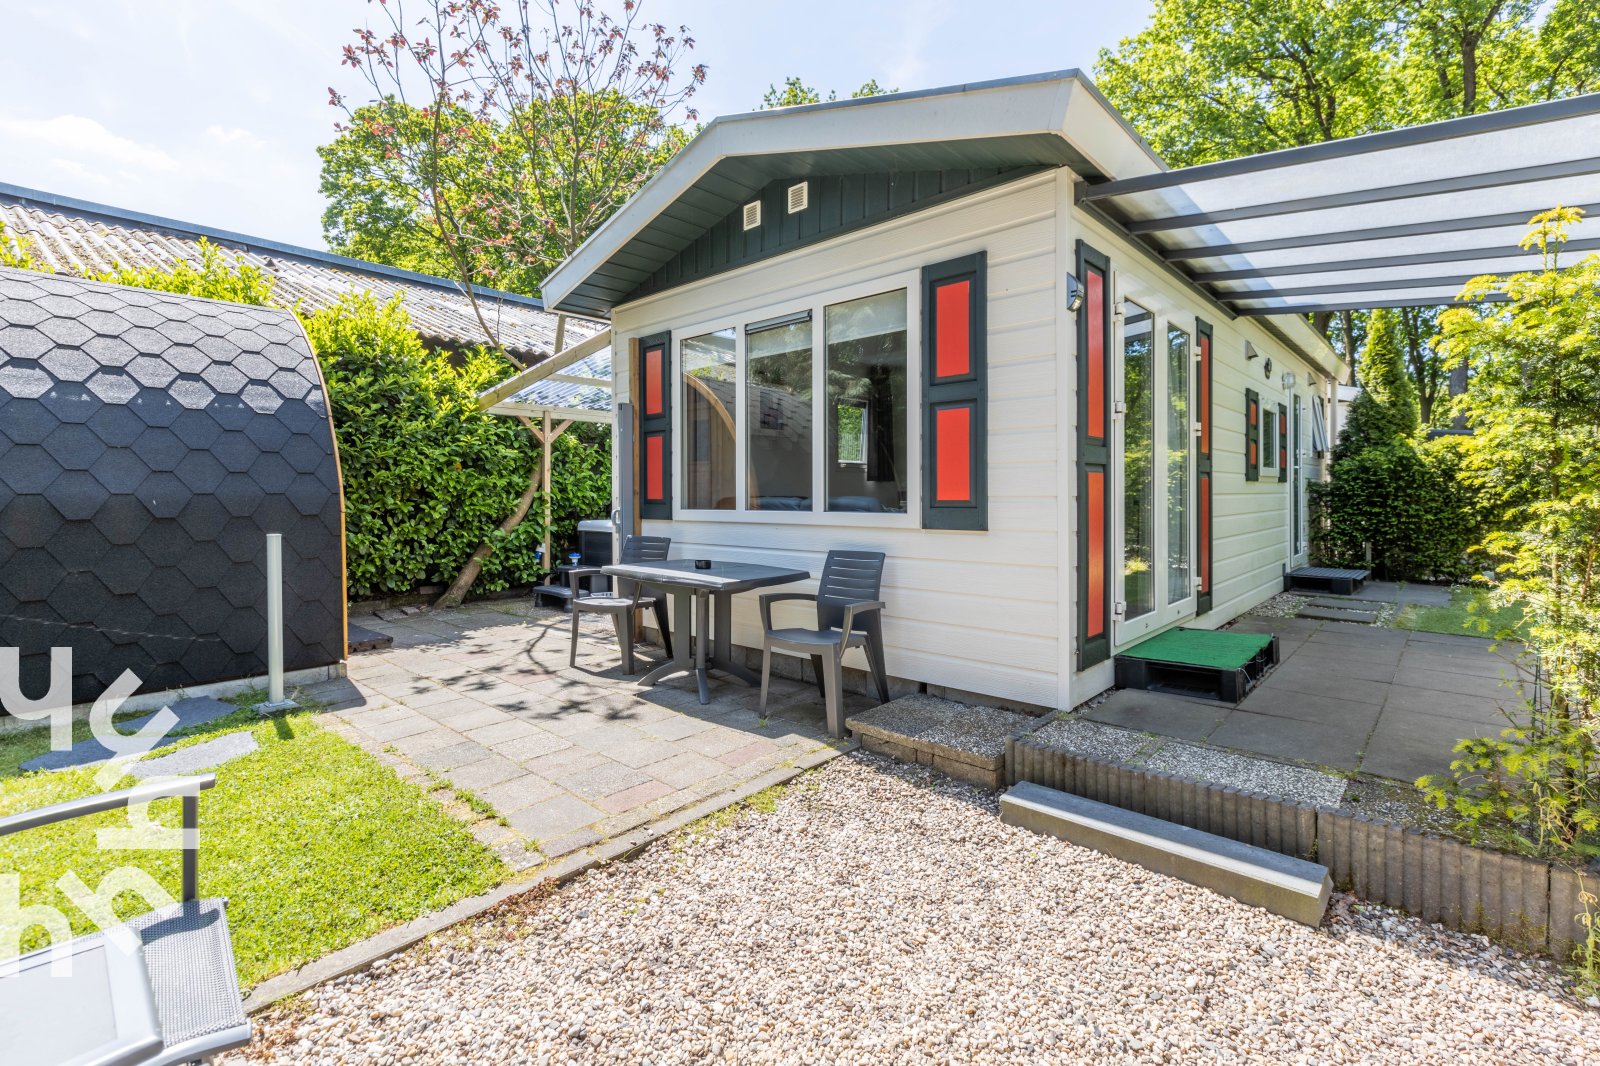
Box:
left=499, top=348, right=614, bottom=421
left=1084, top=92, right=1600, bottom=314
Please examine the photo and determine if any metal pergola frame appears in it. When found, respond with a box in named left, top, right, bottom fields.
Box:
left=1080, top=91, right=1600, bottom=315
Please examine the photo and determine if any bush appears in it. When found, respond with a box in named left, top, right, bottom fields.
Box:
left=1310, top=439, right=1477, bottom=581
left=303, top=294, right=610, bottom=598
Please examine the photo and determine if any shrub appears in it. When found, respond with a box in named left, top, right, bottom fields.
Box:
left=1310, top=439, right=1477, bottom=581
left=302, top=294, right=610, bottom=598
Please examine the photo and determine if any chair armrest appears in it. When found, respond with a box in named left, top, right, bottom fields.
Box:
left=759, top=592, right=818, bottom=630
left=841, top=600, right=887, bottom=635
left=568, top=566, right=607, bottom=593
left=0, top=774, right=216, bottom=837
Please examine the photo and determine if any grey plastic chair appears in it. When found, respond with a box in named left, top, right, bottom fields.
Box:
left=0, top=774, right=251, bottom=1065
left=567, top=534, right=672, bottom=671
left=758, top=550, right=891, bottom=737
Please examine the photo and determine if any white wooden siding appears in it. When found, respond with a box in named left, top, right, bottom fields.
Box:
left=612, top=174, right=1064, bottom=708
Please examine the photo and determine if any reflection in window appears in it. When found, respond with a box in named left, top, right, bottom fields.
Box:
left=747, top=316, right=813, bottom=510
left=1166, top=325, right=1191, bottom=605
left=1122, top=301, right=1155, bottom=620
left=824, top=290, right=908, bottom=513
left=682, top=328, right=737, bottom=509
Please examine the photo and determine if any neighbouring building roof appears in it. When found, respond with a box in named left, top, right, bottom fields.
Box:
left=0, top=182, right=604, bottom=363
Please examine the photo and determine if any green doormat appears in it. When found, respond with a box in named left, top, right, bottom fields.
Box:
left=1120, top=628, right=1274, bottom=671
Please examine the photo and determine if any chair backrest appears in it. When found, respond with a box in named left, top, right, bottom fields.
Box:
left=816, top=550, right=886, bottom=631
left=620, top=534, right=671, bottom=564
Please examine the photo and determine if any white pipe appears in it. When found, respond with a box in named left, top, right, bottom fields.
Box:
left=265, top=532, right=289, bottom=709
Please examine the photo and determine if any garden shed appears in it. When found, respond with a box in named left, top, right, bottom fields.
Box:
left=0, top=266, right=345, bottom=707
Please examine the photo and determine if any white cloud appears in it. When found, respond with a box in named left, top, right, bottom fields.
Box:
left=0, top=113, right=178, bottom=172
left=204, top=124, right=269, bottom=151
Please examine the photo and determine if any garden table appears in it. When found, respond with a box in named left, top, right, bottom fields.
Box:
left=602, top=559, right=808, bottom=704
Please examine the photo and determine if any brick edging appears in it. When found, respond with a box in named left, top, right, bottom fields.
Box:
left=1007, top=735, right=1593, bottom=960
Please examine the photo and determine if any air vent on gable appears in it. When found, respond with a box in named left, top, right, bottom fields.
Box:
left=742, top=200, right=762, bottom=231
left=786, top=181, right=809, bottom=214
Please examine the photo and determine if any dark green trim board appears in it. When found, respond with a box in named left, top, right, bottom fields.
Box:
left=626, top=167, right=1046, bottom=305
left=1195, top=318, right=1214, bottom=616
left=1245, top=387, right=1261, bottom=483
left=638, top=331, right=672, bottom=520
left=1076, top=241, right=1113, bottom=670
left=1278, top=403, right=1290, bottom=482
left=921, top=252, right=988, bottom=531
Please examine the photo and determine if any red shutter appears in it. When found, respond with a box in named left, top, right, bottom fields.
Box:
left=1077, top=241, right=1112, bottom=668
left=922, top=254, right=986, bottom=530
left=638, top=332, right=671, bottom=519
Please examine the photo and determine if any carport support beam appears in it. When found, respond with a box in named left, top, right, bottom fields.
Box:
left=261, top=532, right=297, bottom=713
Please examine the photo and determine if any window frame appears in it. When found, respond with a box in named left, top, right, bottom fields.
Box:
left=665, top=270, right=923, bottom=527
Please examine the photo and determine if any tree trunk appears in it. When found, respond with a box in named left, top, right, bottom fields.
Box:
left=434, top=415, right=545, bottom=609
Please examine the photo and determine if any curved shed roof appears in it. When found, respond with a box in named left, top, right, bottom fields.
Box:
left=0, top=266, right=345, bottom=704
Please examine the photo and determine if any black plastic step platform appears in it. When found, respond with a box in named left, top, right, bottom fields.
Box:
left=1284, top=566, right=1370, bottom=596
left=1113, top=627, right=1279, bottom=704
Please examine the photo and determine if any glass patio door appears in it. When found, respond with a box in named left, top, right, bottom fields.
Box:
left=1115, top=298, right=1195, bottom=643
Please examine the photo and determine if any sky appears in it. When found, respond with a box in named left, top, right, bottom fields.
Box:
left=0, top=0, right=1155, bottom=250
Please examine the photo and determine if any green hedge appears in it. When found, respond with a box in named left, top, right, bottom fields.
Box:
left=304, top=294, right=610, bottom=599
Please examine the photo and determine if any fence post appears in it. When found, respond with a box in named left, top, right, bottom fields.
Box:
left=261, top=532, right=296, bottom=712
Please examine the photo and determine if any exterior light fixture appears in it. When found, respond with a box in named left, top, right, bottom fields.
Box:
left=1282, top=371, right=1297, bottom=390
left=1065, top=273, right=1085, bottom=312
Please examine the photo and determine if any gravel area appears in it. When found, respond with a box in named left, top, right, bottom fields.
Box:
left=227, top=753, right=1598, bottom=1065
left=1245, top=591, right=1312, bottom=618
left=1140, top=740, right=1348, bottom=808
left=1028, top=717, right=1154, bottom=764
left=852, top=694, right=1032, bottom=757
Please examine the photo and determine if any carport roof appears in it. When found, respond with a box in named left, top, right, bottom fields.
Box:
left=1079, top=92, right=1600, bottom=316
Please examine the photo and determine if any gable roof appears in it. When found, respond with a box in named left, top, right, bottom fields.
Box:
left=541, top=70, right=1166, bottom=317
left=0, top=181, right=602, bottom=362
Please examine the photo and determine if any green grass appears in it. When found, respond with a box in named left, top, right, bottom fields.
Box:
left=0, top=705, right=505, bottom=989
left=1393, top=586, right=1531, bottom=641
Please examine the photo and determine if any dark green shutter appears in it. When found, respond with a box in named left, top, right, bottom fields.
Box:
left=638, top=331, right=672, bottom=520
left=1245, top=387, right=1260, bottom=483
left=1277, top=403, right=1289, bottom=482
left=921, top=253, right=987, bottom=531
left=1195, top=318, right=1214, bottom=616
left=1076, top=241, right=1112, bottom=669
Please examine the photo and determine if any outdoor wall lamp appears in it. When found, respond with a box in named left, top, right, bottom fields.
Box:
left=1064, top=273, right=1085, bottom=312
left=1282, top=371, right=1297, bottom=390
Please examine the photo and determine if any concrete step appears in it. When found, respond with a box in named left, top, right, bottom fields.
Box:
left=1297, top=605, right=1379, bottom=624
left=1306, top=597, right=1385, bottom=611
left=999, top=781, right=1332, bottom=926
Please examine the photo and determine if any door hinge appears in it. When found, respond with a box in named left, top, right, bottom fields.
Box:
left=1113, top=601, right=1127, bottom=619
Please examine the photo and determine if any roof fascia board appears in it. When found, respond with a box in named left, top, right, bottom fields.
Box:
left=541, top=73, right=1105, bottom=311
left=0, top=180, right=560, bottom=314
left=1082, top=90, right=1600, bottom=199
left=483, top=402, right=613, bottom=423
left=476, top=326, right=612, bottom=409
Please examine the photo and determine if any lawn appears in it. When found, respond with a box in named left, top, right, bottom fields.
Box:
left=0, top=699, right=505, bottom=989
left=1393, top=586, right=1530, bottom=641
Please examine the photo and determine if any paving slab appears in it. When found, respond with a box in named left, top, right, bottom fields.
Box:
left=1208, top=709, right=1369, bottom=771
left=1082, top=689, right=1228, bottom=743
left=20, top=695, right=239, bottom=772
left=129, top=732, right=259, bottom=779
left=1297, top=605, right=1379, bottom=624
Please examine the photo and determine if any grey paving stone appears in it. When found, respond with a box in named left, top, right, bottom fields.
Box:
left=494, top=731, right=572, bottom=764
left=464, top=719, right=542, bottom=747
left=1397, top=648, right=1524, bottom=680
left=647, top=751, right=730, bottom=790
left=389, top=728, right=465, bottom=757
left=444, top=753, right=524, bottom=791
left=129, top=732, right=259, bottom=779
left=1396, top=667, right=1524, bottom=701
left=1297, top=606, right=1379, bottom=624
left=412, top=741, right=495, bottom=773
left=428, top=705, right=511, bottom=732
left=363, top=715, right=438, bottom=743
left=1207, top=709, right=1369, bottom=771
left=1237, top=689, right=1383, bottom=732
left=1251, top=666, right=1392, bottom=708
left=559, top=759, right=653, bottom=801
left=1082, top=689, right=1228, bottom=743
left=1382, top=684, right=1522, bottom=726
left=506, top=795, right=603, bottom=842
left=474, top=773, right=561, bottom=814
left=1272, top=646, right=1399, bottom=682
left=21, top=695, right=240, bottom=772
left=1360, top=708, right=1496, bottom=782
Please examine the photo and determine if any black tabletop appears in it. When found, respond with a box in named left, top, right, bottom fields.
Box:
left=602, top=559, right=809, bottom=594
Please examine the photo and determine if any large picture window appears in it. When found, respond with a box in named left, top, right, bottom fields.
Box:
left=683, top=327, right=737, bottom=510
left=746, top=314, right=813, bottom=510
left=825, top=289, right=908, bottom=513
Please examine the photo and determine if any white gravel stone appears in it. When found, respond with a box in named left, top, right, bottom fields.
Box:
left=226, top=754, right=1599, bottom=1066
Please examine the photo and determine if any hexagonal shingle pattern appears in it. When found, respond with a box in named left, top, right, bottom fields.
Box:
left=0, top=266, right=343, bottom=707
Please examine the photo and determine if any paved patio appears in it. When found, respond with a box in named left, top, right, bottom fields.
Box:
left=1085, top=614, right=1530, bottom=782
left=299, top=599, right=848, bottom=866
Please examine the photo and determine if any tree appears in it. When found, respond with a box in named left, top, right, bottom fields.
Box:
left=1334, top=307, right=1420, bottom=459
left=1395, top=0, right=1540, bottom=119
left=329, top=0, right=704, bottom=337
left=1397, top=306, right=1451, bottom=426
left=760, top=77, right=894, bottom=109
left=329, top=0, right=703, bottom=607
left=1427, top=207, right=1600, bottom=867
